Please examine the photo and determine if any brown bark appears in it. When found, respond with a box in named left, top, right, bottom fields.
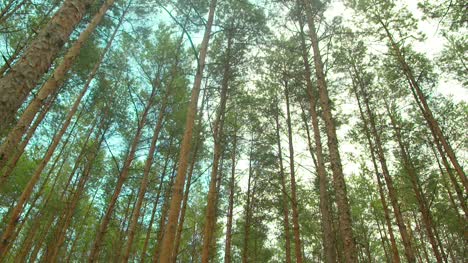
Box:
left=157, top=0, right=217, bottom=261
left=224, top=115, right=238, bottom=263
left=273, top=105, right=292, bottom=263
left=352, top=83, right=401, bottom=263
left=152, top=162, right=177, bottom=263
left=140, top=147, right=173, bottom=262
left=0, top=0, right=119, bottom=176
left=298, top=20, right=336, bottom=262
left=302, top=2, right=358, bottom=261
left=0, top=107, right=98, bottom=257
left=0, top=0, right=93, bottom=131
left=173, top=125, right=204, bottom=261
left=43, top=124, right=107, bottom=262
left=122, top=89, right=169, bottom=263
left=358, top=86, right=416, bottom=262
left=385, top=102, right=446, bottom=263
left=201, top=33, right=232, bottom=263
left=0, top=91, right=59, bottom=183
left=379, top=19, right=466, bottom=192
left=88, top=81, right=159, bottom=262
left=284, top=81, right=303, bottom=263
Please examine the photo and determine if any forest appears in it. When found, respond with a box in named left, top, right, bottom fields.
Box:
left=0, top=0, right=466, bottom=262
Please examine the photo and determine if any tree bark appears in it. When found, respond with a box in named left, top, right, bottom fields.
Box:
left=379, top=19, right=466, bottom=192
left=299, top=20, right=336, bottom=262
left=201, top=31, right=232, bottom=263
left=352, top=82, right=401, bottom=263
left=157, top=0, right=217, bottom=261
left=224, top=117, right=237, bottom=263
left=0, top=0, right=93, bottom=131
left=358, top=85, right=416, bottom=262
left=273, top=104, right=292, bottom=263
left=88, top=80, right=159, bottom=262
left=0, top=0, right=121, bottom=176
left=302, top=1, right=358, bottom=261
left=284, top=80, right=303, bottom=263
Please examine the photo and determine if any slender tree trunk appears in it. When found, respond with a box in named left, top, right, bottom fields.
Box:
left=379, top=20, right=466, bottom=191
left=358, top=87, right=416, bottom=262
left=122, top=90, right=170, bottom=263
left=352, top=84, right=401, bottom=263
left=0, top=111, right=98, bottom=256
left=158, top=0, right=217, bottom=261
left=88, top=79, right=159, bottom=262
left=299, top=20, right=336, bottom=262
left=0, top=0, right=122, bottom=175
left=224, top=122, right=237, bottom=263
left=242, top=141, right=254, bottom=263
left=284, top=81, right=303, bottom=263
left=302, top=2, right=357, bottom=261
left=273, top=106, right=292, bottom=263
left=0, top=0, right=93, bottom=131
left=201, top=32, right=232, bottom=263
left=152, top=162, right=177, bottom=263
left=385, top=101, right=445, bottom=262
left=140, top=148, right=173, bottom=262
left=44, top=124, right=107, bottom=262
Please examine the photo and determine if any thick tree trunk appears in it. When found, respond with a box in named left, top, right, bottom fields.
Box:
left=302, top=2, right=357, bottom=261
left=88, top=81, right=159, bottom=262
left=201, top=32, right=232, bottom=263
left=284, top=81, right=303, bottom=263
left=0, top=0, right=93, bottom=131
left=0, top=0, right=121, bottom=176
left=157, top=0, right=217, bottom=261
left=299, top=21, right=336, bottom=262
left=273, top=106, right=292, bottom=263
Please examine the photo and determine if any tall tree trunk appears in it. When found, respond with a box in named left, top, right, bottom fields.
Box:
left=298, top=20, right=336, bottom=262
left=385, top=102, right=446, bottom=263
left=358, top=85, right=416, bottom=262
left=273, top=105, right=292, bottom=263
left=122, top=88, right=169, bottom=263
left=140, top=146, right=173, bottom=262
left=43, top=124, right=108, bottom=262
left=302, top=2, right=357, bottom=261
left=224, top=117, right=237, bottom=263
left=152, top=162, right=177, bottom=263
left=0, top=0, right=93, bottom=131
left=158, top=0, right=217, bottom=261
left=352, top=83, right=400, bottom=263
left=379, top=19, right=466, bottom=191
left=88, top=80, right=159, bottom=262
left=0, top=112, right=98, bottom=256
left=0, top=0, right=122, bottom=175
left=284, top=80, right=303, bottom=263
left=201, top=31, right=232, bottom=263
left=242, top=140, right=254, bottom=263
